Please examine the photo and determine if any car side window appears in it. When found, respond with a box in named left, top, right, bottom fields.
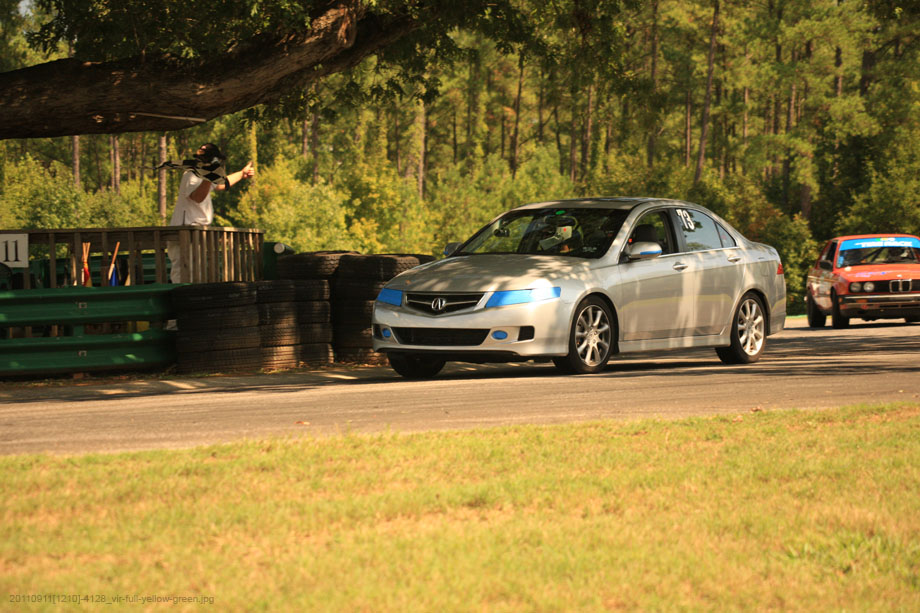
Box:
left=674, top=208, right=724, bottom=252
left=627, top=210, right=676, bottom=255
left=820, top=241, right=836, bottom=262
left=716, top=223, right=736, bottom=248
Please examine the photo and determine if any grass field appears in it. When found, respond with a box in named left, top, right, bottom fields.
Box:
left=2, top=404, right=919, bottom=611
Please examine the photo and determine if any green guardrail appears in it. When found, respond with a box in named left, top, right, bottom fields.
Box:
left=2, top=330, right=176, bottom=376
left=0, top=284, right=176, bottom=376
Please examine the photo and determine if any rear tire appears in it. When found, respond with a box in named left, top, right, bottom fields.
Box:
left=553, top=296, right=614, bottom=374
left=805, top=295, right=826, bottom=328
left=716, top=293, right=766, bottom=365
left=831, top=292, right=850, bottom=329
left=388, top=353, right=445, bottom=379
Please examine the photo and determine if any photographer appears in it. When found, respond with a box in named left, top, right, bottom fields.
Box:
left=166, top=143, right=254, bottom=284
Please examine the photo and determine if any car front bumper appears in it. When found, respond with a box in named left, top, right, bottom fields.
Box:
left=372, top=298, right=573, bottom=360
left=839, top=292, right=920, bottom=318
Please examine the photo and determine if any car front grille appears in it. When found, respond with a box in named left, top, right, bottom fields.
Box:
left=405, top=292, right=484, bottom=315
left=392, top=327, right=489, bottom=346
left=885, top=279, right=917, bottom=293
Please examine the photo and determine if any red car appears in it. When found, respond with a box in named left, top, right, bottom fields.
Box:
left=805, top=234, right=920, bottom=328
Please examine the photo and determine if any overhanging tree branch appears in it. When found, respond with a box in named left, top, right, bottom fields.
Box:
left=0, top=3, right=417, bottom=140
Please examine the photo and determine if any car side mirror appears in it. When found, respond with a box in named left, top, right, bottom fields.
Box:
left=626, top=241, right=663, bottom=261
left=444, top=241, right=461, bottom=256
left=818, top=260, right=833, bottom=271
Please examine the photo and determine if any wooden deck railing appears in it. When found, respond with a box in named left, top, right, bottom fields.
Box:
left=0, top=226, right=264, bottom=288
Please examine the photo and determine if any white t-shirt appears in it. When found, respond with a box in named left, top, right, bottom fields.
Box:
left=169, top=171, right=215, bottom=226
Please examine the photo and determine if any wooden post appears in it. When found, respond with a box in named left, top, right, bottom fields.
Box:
left=49, top=232, right=58, bottom=288
left=154, top=230, right=165, bottom=284
left=71, top=232, right=81, bottom=287
left=178, top=229, right=190, bottom=283
left=126, top=232, right=136, bottom=286
left=222, top=231, right=230, bottom=281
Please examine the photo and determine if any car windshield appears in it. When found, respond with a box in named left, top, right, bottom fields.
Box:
left=456, top=207, right=631, bottom=259
left=837, top=237, right=920, bottom=267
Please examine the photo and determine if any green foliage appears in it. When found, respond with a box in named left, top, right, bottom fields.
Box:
left=28, top=0, right=314, bottom=60
left=226, top=157, right=351, bottom=253
left=340, top=160, right=432, bottom=254
left=79, top=180, right=161, bottom=228
left=0, top=156, right=81, bottom=229
left=0, top=0, right=28, bottom=71
left=426, top=150, right=575, bottom=250
left=835, top=133, right=920, bottom=237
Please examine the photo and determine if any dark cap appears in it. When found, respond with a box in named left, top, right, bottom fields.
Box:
left=196, top=143, right=225, bottom=163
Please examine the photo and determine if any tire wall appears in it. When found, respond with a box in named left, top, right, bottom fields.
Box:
left=172, top=251, right=434, bottom=372
left=281, top=252, right=434, bottom=365
left=172, top=278, right=333, bottom=374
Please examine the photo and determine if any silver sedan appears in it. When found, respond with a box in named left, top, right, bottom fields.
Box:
left=373, top=197, right=786, bottom=378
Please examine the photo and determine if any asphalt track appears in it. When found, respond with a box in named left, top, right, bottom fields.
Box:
left=1, top=317, right=918, bottom=456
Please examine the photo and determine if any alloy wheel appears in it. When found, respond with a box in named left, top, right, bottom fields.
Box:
left=736, top=297, right=765, bottom=356
left=575, top=304, right=612, bottom=366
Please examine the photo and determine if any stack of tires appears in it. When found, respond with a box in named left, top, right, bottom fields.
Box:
left=332, top=254, right=435, bottom=364
left=173, top=282, right=262, bottom=373
left=255, top=279, right=334, bottom=370
left=276, top=250, right=357, bottom=282
left=172, top=280, right=336, bottom=374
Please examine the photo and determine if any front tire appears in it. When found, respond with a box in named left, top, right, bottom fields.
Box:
left=831, top=292, right=850, bottom=329
left=716, top=293, right=766, bottom=365
left=806, top=294, right=826, bottom=328
left=387, top=353, right=445, bottom=379
left=553, top=296, right=614, bottom=374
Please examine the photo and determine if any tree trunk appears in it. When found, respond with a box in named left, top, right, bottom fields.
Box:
left=859, top=48, right=876, bottom=97
left=742, top=87, right=749, bottom=144
left=783, top=49, right=797, bottom=208
left=552, top=104, right=564, bottom=175
left=452, top=109, right=458, bottom=165
left=72, top=135, right=81, bottom=190
left=510, top=54, right=524, bottom=178
left=157, top=134, right=167, bottom=223
left=771, top=53, right=782, bottom=179
left=500, top=108, right=505, bottom=160
left=580, top=85, right=593, bottom=180
left=393, top=111, right=401, bottom=175
left=418, top=100, right=426, bottom=200
left=310, top=112, right=320, bottom=184
left=684, top=89, right=692, bottom=167
left=537, top=66, right=545, bottom=144
left=694, top=0, right=720, bottom=184
left=0, top=5, right=417, bottom=140
left=110, top=135, right=121, bottom=194
left=646, top=0, right=660, bottom=167
left=569, top=99, right=578, bottom=183
left=800, top=182, right=813, bottom=220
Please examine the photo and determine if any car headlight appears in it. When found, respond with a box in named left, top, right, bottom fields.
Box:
left=849, top=282, right=862, bottom=292
left=486, top=287, right=561, bottom=307
left=376, top=288, right=403, bottom=306
left=863, top=281, right=875, bottom=292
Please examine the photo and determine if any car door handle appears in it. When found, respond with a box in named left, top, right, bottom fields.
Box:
left=727, top=255, right=742, bottom=263
left=672, top=262, right=688, bottom=271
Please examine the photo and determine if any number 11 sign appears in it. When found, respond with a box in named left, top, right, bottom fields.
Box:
left=1, top=234, right=28, bottom=268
